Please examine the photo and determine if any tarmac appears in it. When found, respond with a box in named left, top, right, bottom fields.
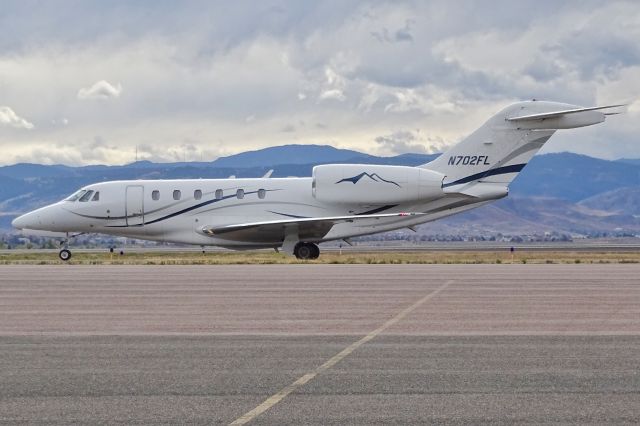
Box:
left=0, top=264, right=639, bottom=424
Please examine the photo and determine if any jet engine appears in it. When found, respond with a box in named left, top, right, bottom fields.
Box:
left=312, top=164, right=445, bottom=204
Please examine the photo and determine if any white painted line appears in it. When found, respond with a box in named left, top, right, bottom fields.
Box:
left=229, top=279, right=455, bottom=425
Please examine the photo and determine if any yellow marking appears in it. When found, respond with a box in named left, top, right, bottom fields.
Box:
left=229, top=279, right=455, bottom=425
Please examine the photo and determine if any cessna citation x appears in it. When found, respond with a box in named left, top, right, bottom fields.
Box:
left=12, top=100, right=622, bottom=260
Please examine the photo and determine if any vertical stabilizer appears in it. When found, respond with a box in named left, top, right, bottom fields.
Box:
left=422, top=100, right=614, bottom=192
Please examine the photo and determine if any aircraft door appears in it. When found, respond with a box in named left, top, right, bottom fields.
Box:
left=125, top=185, right=144, bottom=226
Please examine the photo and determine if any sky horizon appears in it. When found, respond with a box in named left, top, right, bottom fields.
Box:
left=1, top=0, right=639, bottom=166
left=0, top=145, right=637, bottom=169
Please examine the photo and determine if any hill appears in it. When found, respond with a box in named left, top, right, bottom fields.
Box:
left=579, top=187, right=640, bottom=216
left=211, top=144, right=372, bottom=168
left=510, top=153, right=640, bottom=202
left=617, top=158, right=640, bottom=166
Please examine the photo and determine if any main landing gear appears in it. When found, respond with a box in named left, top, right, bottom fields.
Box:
left=293, top=242, right=320, bottom=260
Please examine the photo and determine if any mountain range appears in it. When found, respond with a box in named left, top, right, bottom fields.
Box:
left=1, top=144, right=638, bottom=236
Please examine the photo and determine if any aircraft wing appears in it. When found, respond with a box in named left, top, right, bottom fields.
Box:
left=506, top=104, right=625, bottom=121
left=201, top=212, right=424, bottom=242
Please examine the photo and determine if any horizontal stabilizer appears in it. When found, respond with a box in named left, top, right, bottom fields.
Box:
left=507, top=104, right=625, bottom=122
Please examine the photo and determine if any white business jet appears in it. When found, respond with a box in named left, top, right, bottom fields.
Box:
left=12, top=100, right=622, bottom=260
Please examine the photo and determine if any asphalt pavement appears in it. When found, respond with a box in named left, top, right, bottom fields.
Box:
left=0, top=264, right=639, bottom=424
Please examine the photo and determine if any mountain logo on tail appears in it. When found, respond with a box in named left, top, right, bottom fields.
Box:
left=336, top=172, right=401, bottom=187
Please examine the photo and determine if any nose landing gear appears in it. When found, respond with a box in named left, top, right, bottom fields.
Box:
left=293, top=242, right=320, bottom=260
left=58, top=233, right=72, bottom=261
left=59, top=248, right=72, bottom=261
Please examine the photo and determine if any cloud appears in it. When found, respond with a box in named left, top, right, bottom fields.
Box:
left=318, top=67, right=347, bottom=101
left=319, top=89, right=346, bottom=101
left=0, top=106, right=34, bottom=129
left=51, top=118, right=69, bottom=126
left=77, top=80, right=122, bottom=100
left=375, top=130, right=449, bottom=155
left=8, top=137, right=222, bottom=165
left=0, top=1, right=639, bottom=165
left=370, top=19, right=414, bottom=43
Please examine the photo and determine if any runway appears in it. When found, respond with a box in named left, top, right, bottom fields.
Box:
left=1, top=265, right=639, bottom=424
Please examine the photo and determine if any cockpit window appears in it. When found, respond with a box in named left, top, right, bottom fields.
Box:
left=65, top=189, right=87, bottom=201
left=79, top=190, right=94, bottom=202
left=91, top=191, right=100, bottom=202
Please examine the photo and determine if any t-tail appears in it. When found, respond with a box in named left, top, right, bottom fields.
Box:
left=422, top=100, right=624, bottom=200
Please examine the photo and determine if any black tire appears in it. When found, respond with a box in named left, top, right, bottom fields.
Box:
left=310, top=243, right=320, bottom=259
left=294, top=242, right=313, bottom=260
left=59, top=249, right=72, bottom=261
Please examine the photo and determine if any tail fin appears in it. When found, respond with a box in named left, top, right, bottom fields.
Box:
left=423, top=101, right=619, bottom=195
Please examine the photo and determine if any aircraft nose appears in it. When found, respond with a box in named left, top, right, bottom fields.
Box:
left=11, top=212, right=32, bottom=230
left=11, top=205, right=55, bottom=231
left=12, top=203, right=77, bottom=232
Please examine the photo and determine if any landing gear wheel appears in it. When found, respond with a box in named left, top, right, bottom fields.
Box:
left=294, top=242, right=320, bottom=260
left=59, top=249, right=72, bottom=261
left=310, top=243, right=320, bottom=260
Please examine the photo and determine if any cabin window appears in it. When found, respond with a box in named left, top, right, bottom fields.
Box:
left=79, top=190, right=94, bottom=202
left=258, top=189, right=266, bottom=199
left=215, top=189, right=223, bottom=199
left=152, top=190, right=160, bottom=201
left=91, top=191, right=100, bottom=202
left=194, top=189, right=202, bottom=200
left=236, top=189, right=244, bottom=199
left=173, top=190, right=181, bottom=200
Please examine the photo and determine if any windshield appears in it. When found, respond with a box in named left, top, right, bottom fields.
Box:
left=65, top=189, right=87, bottom=202
left=78, top=190, right=94, bottom=202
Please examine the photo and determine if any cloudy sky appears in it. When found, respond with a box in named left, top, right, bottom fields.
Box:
left=1, top=0, right=639, bottom=165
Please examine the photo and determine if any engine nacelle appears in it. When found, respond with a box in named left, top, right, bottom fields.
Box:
left=312, top=164, right=445, bottom=204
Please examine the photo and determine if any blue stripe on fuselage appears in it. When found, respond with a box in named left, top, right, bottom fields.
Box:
left=442, top=164, right=526, bottom=188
